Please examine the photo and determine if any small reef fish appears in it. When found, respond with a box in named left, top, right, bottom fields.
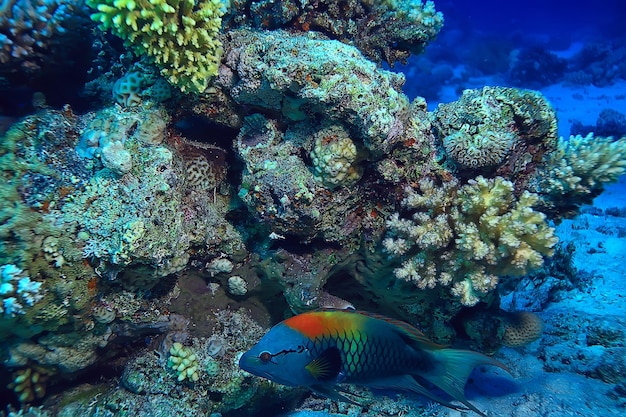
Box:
left=239, top=309, right=510, bottom=416
left=317, top=291, right=355, bottom=310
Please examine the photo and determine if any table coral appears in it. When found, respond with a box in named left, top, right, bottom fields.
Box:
left=87, top=0, right=225, bottom=93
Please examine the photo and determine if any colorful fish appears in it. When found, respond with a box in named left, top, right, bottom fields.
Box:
left=239, top=309, right=510, bottom=416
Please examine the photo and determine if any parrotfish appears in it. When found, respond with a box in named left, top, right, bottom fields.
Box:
left=239, top=309, right=510, bottom=416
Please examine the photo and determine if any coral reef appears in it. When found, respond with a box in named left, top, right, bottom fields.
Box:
left=0, top=0, right=81, bottom=71
left=433, top=86, right=558, bottom=192
left=2, top=0, right=626, bottom=413
left=225, top=29, right=410, bottom=156
left=507, top=46, right=567, bottom=89
left=531, top=133, right=626, bottom=218
left=87, top=0, right=225, bottom=93
left=570, top=108, right=626, bottom=140
left=566, top=41, right=626, bottom=87
left=226, top=0, right=443, bottom=66
left=383, top=176, right=558, bottom=307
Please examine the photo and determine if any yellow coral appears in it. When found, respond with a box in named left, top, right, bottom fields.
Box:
left=384, top=175, right=558, bottom=306
left=310, top=125, right=362, bottom=189
left=457, top=177, right=557, bottom=275
left=533, top=134, right=626, bottom=216
left=8, top=366, right=53, bottom=403
left=87, top=0, right=224, bottom=93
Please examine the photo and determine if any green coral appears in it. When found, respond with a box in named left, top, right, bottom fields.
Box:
left=167, top=342, right=200, bottom=382
left=383, top=176, right=558, bottom=306
left=532, top=133, right=626, bottom=218
left=87, top=0, right=225, bottom=93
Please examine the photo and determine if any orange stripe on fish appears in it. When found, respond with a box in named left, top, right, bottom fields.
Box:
left=283, top=310, right=366, bottom=339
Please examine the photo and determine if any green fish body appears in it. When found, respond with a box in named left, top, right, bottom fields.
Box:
left=239, top=309, right=510, bottom=416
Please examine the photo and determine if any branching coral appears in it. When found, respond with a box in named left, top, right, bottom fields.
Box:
left=0, top=264, right=45, bottom=317
left=167, top=342, right=200, bottom=382
left=531, top=133, right=626, bottom=218
left=384, top=176, right=558, bottom=306
left=0, top=0, right=78, bottom=71
left=87, top=0, right=225, bottom=93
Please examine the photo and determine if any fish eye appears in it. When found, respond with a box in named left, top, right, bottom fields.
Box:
left=259, top=351, right=272, bottom=363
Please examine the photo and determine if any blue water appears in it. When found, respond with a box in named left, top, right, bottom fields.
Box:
left=1, top=0, right=625, bottom=416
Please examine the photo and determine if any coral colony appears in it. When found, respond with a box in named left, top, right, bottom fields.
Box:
left=0, top=0, right=625, bottom=415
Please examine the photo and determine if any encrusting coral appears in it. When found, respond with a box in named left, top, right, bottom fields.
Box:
left=87, top=0, right=225, bottom=93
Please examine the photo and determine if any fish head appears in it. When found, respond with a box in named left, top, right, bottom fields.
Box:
left=239, top=322, right=318, bottom=387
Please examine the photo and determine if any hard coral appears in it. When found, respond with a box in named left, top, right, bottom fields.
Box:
left=87, top=0, right=224, bottom=93
left=0, top=264, right=44, bottom=317
left=433, top=86, right=558, bottom=193
left=225, top=29, right=409, bottom=157
left=228, top=0, right=443, bottom=66
left=167, top=342, right=200, bottom=382
left=531, top=133, right=626, bottom=219
left=310, top=124, right=362, bottom=189
left=384, top=176, right=558, bottom=306
left=0, top=0, right=78, bottom=71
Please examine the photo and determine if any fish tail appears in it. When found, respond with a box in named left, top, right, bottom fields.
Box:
left=423, top=348, right=510, bottom=417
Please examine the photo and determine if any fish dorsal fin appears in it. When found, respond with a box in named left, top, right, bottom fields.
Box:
left=306, top=347, right=342, bottom=381
left=356, top=310, right=446, bottom=350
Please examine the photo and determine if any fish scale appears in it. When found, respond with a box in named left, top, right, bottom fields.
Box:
left=308, top=329, right=413, bottom=381
left=239, top=309, right=510, bottom=417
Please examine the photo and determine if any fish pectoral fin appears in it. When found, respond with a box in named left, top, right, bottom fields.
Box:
left=305, top=347, right=342, bottom=381
left=310, top=384, right=361, bottom=406
left=363, top=375, right=476, bottom=415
